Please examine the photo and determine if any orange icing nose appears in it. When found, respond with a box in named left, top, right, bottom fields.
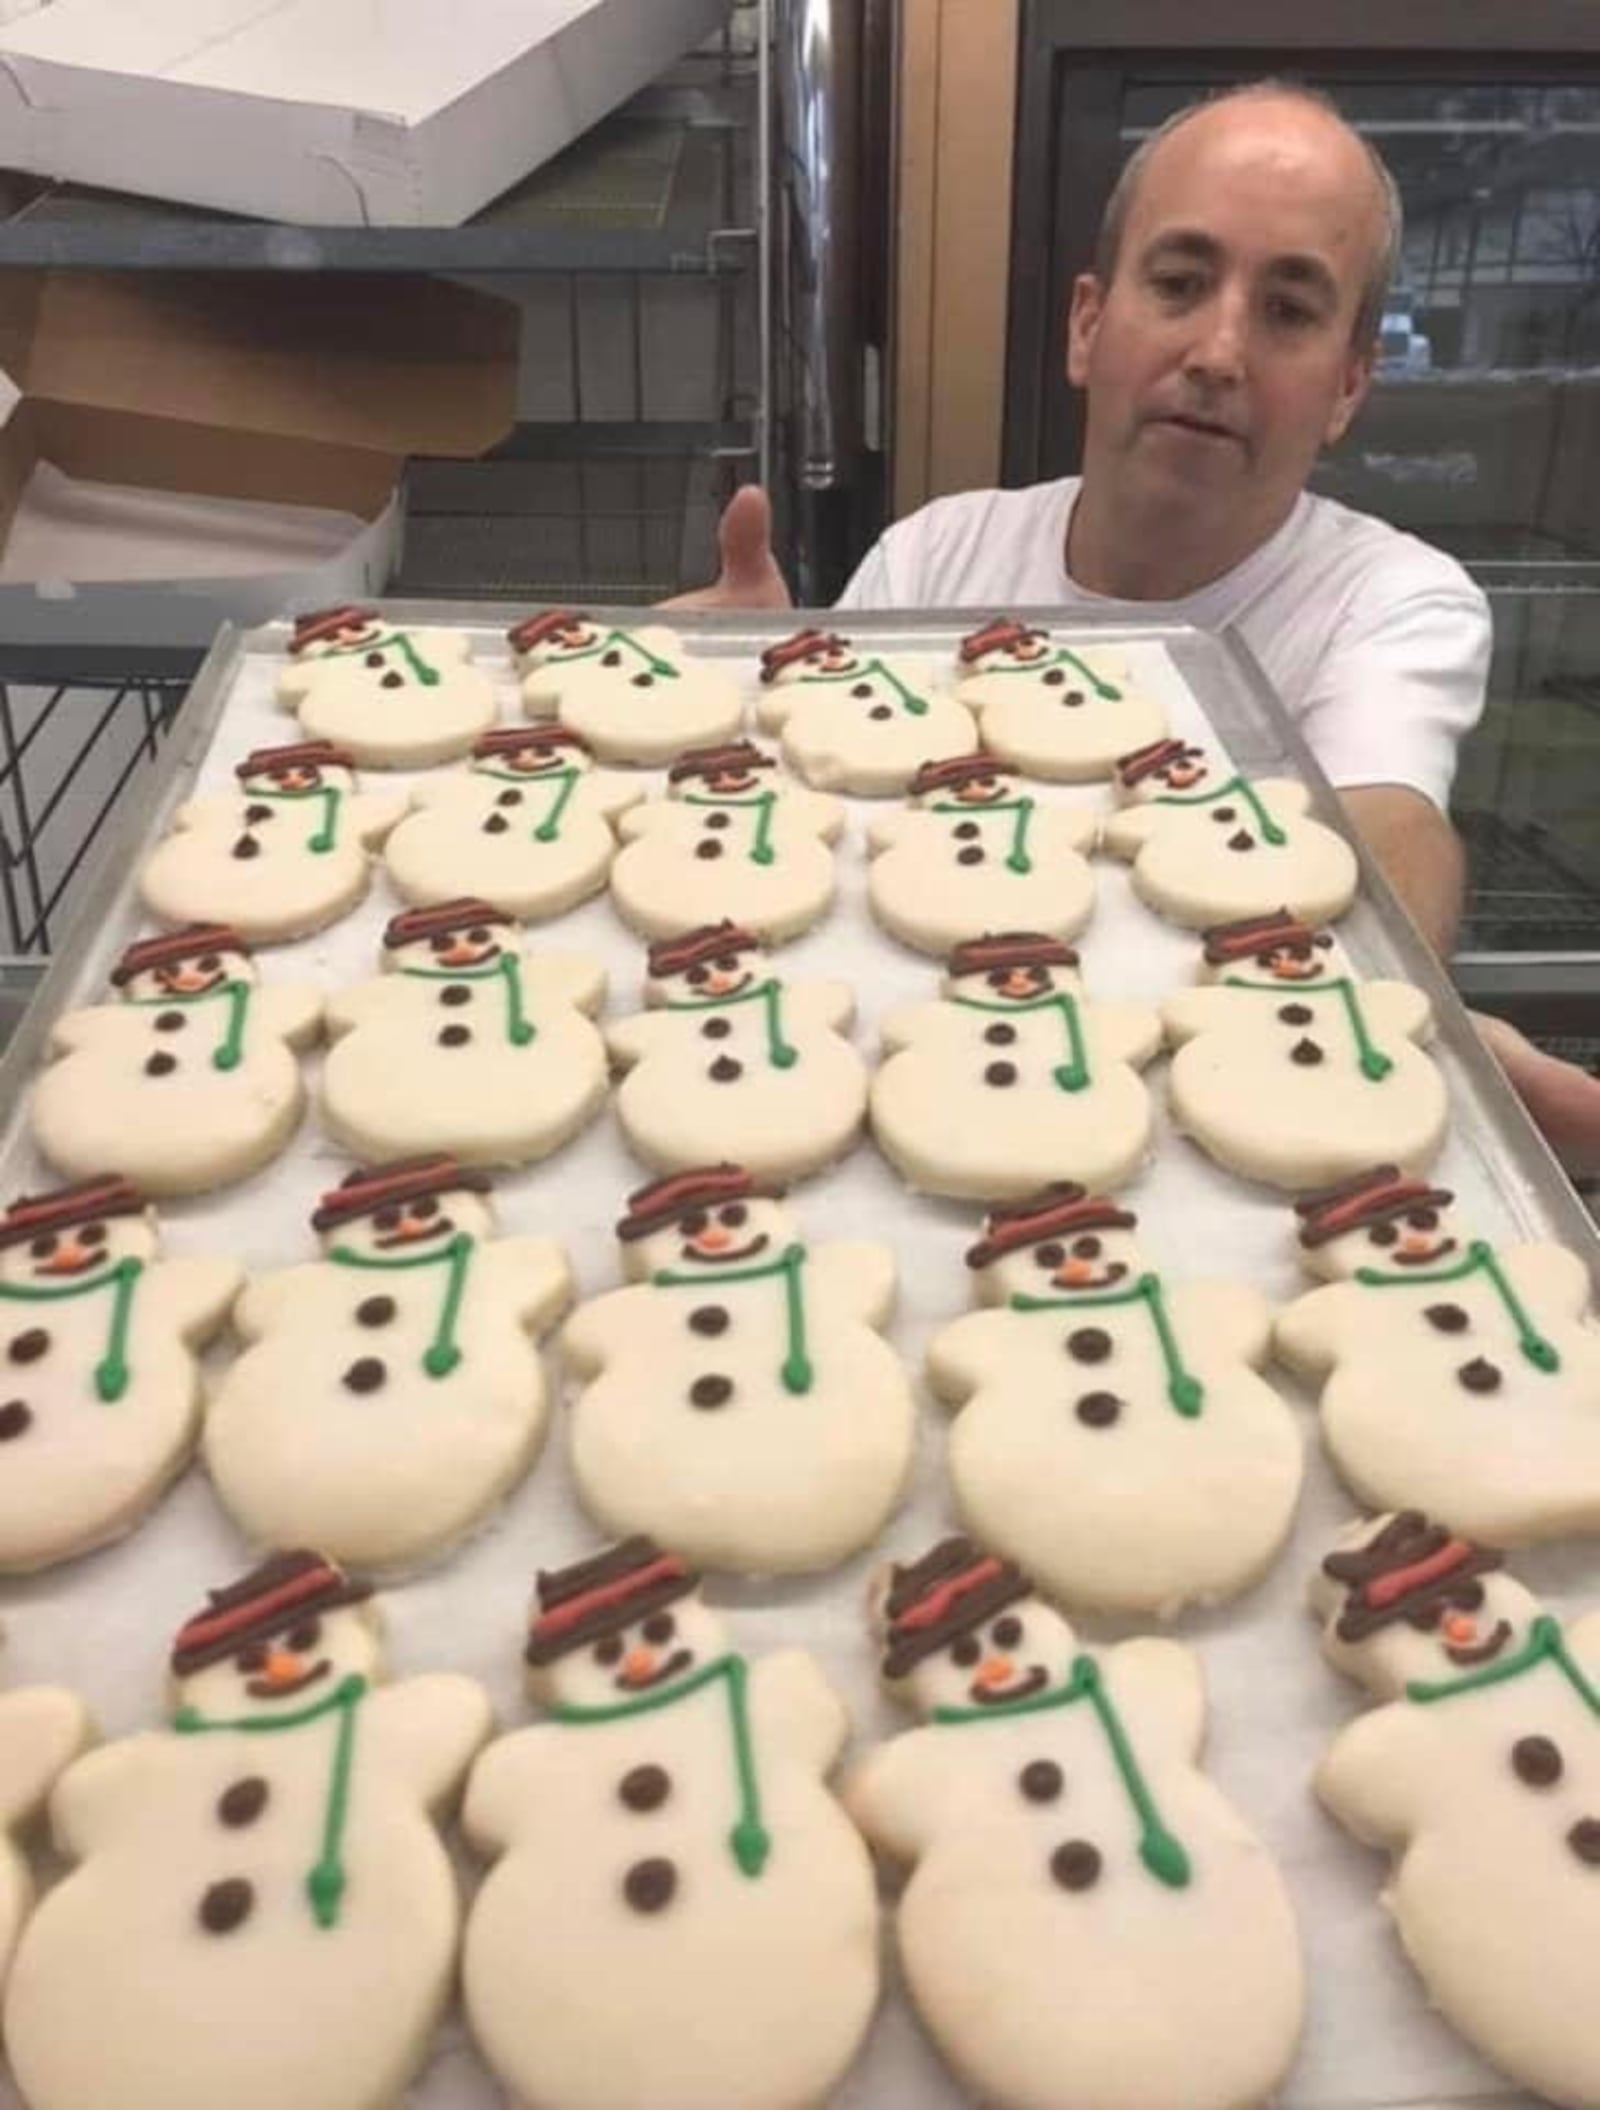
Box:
left=973, top=1656, right=1015, bottom=1690
left=1057, top=1259, right=1097, bottom=1287
left=696, top=1227, right=731, bottom=1252
left=260, top=1648, right=304, bottom=1688
left=1443, top=1614, right=1478, bottom=1645
left=1400, top=1233, right=1434, bottom=1255
left=43, top=1240, right=89, bottom=1272
left=621, top=1648, right=656, bottom=1685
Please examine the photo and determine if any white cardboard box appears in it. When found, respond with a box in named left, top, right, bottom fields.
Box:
left=0, top=0, right=730, bottom=226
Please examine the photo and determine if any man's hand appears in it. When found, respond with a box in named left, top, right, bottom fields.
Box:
left=661, top=485, right=794, bottom=611
left=1470, top=1011, right=1600, bottom=1181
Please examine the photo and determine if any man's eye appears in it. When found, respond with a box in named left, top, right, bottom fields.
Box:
left=1151, top=271, right=1200, bottom=301
left=1266, top=296, right=1316, bottom=328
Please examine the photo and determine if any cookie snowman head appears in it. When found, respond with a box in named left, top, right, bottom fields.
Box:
left=290, top=605, right=385, bottom=659
left=1292, top=1165, right=1466, bottom=1285
left=963, top=1184, right=1143, bottom=1309
left=234, top=739, right=356, bottom=802
left=614, top=1164, right=797, bottom=1285
left=1197, top=910, right=1346, bottom=987
left=876, top=1535, right=1079, bottom=1717
left=470, top=724, right=595, bottom=783
left=169, top=1550, right=380, bottom=1721
left=1114, top=735, right=1221, bottom=803
left=109, top=923, right=258, bottom=1003
left=758, top=628, right=861, bottom=686
left=523, top=1537, right=729, bottom=1709
left=666, top=739, right=778, bottom=802
left=310, top=1155, right=497, bottom=1260
left=506, top=609, right=601, bottom=666
left=957, top=616, right=1054, bottom=673
left=643, top=921, right=770, bottom=1006
left=380, top=897, right=520, bottom=975
left=1310, top=1511, right=1541, bottom=1700
left=0, top=1176, right=156, bottom=1290
left=943, top=931, right=1083, bottom=1003
left=908, top=753, right=1025, bottom=811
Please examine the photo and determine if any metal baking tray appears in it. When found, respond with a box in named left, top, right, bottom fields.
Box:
left=0, top=604, right=1594, bottom=2110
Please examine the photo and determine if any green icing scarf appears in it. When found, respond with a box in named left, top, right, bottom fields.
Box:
left=328, top=1233, right=475, bottom=1376
left=402, top=953, right=535, bottom=1046
left=246, top=783, right=342, bottom=854
left=314, top=631, right=440, bottom=686
left=1354, top=1239, right=1560, bottom=1373
left=0, top=1258, right=143, bottom=1401
left=952, top=991, right=1091, bottom=1091
left=1152, top=774, right=1287, bottom=847
left=653, top=1243, right=813, bottom=1392
left=972, top=646, right=1121, bottom=698
left=798, top=657, right=928, bottom=716
left=1407, top=1614, right=1600, bottom=1716
left=1009, top=1272, right=1204, bottom=1415
left=665, top=978, right=797, bottom=1069
left=932, top=797, right=1035, bottom=873
left=545, top=629, right=680, bottom=679
left=126, top=981, right=252, bottom=1071
left=684, top=791, right=778, bottom=866
left=477, top=764, right=581, bottom=843
left=1221, top=974, right=1393, bottom=1081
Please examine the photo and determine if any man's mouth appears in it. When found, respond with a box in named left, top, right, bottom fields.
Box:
left=1158, top=412, right=1242, bottom=444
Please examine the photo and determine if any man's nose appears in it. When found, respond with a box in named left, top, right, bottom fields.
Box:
left=1182, top=288, right=1249, bottom=385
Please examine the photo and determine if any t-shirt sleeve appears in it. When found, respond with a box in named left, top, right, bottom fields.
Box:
left=1294, top=577, right=1491, bottom=812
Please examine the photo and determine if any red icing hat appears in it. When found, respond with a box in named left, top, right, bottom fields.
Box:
left=1202, top=910, right=1322, bottom=965
left=1322, top=1511, right=1503, bottom=1643
left=310, top=1155, right=491, bottom=1234
left=957, top=617, right=1042, bottom=664
left=910, top=753, right=1009, bottom=798
left=666, top=740, right=776, bottom=784
left=1293, top=1165, right=1455, bottom=1248
left=171, top=1550, right=372, bottom=1675
left=881, top=1535, right=1032, bottom=1679
left=506, top=609, right=590, bottom=655
left=615, top=1164, right=781, bottom=1243
left=0, top=1177, right=145, bottom=1252
left=947, top=931, right=1078, bottom=978
left=758, top=629, right=847, bottom=683
left=646, top=921, right=762, bottom=980
left=382, top=898, right=510, bottom=951
left=235, top=739, right=353, bottom=781
left=110, top=924, right=246, bottom=986
left=472, top=724, right=591, bottom=761
left=1116, top=737, right=1202, bottom=788
left=290, top=606, right=376, bottom=653
left=525, top=1536, right=700, bottom=1665
left=965, top=1184, right=1136, bottom=1270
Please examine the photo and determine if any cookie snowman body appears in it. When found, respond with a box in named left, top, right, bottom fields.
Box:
left=513, top=609, right=743, bottom=764
left=30, top=927, right=322, bottom=1198
left=1101, top=737, right=1358, bottom=929
left=1163, top=914, right=1448, bottom=1188
left=140, top=743, right=406, bottom=943
left=930, top=1189, right=1301, bottom=1614
left=609, top=740, right=843, bottom=945
left=382, top=726, right=641, bottom=921
left=867, top=753, right=1096, bottom=955
left=1313, top=1513, right=1600, bottom=2108
left=2, top=1554, right=492, bottom=2110
left=205, top=1160, right=572, bottom=1570
left=755, top=627, right=976, bottom=794
left=0, top=1647, right=91, bottom=1990
left=609, top=924, right=868, bottom=1182
left=277, top=606, right=494, bottom=768
left=321, top=899, right=608, bottom=1168
left=1278, top=1169, right=1600, bottom=1543
left=870, top=933, right=1160, bottom=1200
left=564, top=1169, right=914, bottom=1572
left=954, top=618, right=1168, bottom=781
left=463, top=1540, right=879, bottom=2110
left=845, top=1538, right=1304, bottom=2110
left=0, top=1179, right=240, bottom=1573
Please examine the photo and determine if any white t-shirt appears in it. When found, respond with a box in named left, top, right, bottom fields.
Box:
left=836, top=477, right=1490, bottom=811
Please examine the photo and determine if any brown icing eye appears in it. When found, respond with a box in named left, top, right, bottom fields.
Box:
left=29, top=1233, right=57, bottom=1260
left=1071, top=1236, right=1102, bottom=1260
left=80, top=1222, right=107, bottom=1248
left=685, top=966, right=710, bottom=986
left=1034, top=1242, right=1065, bottom=1269
left=642, top=1612, right=676, bottom=1644
left=468, top=927, right=492, bottom=945
left=985, top=970, right=1010, bottom=991
left=594, top=1635, right=624, bottom=1667
left=1451, top=1581, right=1485, bottom=1611
left=411, top=1197, right=439, bottom=1221
left=715, top=954, right=743, bottom=973
left=286, top=1617, right=321, bottom=1653
left=679, top=1209, right=709, bottom=1236
left=950, top=1635, right=982, bottom=1668
left=430, top=935, right=452, bottom=953
left=1407, top=1603, right=1445, bottom=1632
left=991, top=1615, right=1023, bottom=1649
left=719, top=1204, right=748, bottom=1228
left=1407, top=1208, right=1439, bottom=1231
left=373, top=1206, right=402, bottom=1232
left=236, top=1642, right=268, bottom=1673
left=197, top=954, right=221, bottom=973
left=1368, top=1223, right=1399, bottom=1248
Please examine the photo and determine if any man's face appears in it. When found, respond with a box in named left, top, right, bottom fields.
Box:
left=1067, top=97, right=1380, bottom=547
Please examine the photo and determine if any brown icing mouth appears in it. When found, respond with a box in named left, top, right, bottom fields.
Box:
left=1392, top=1239, right=1458, bottom=1269
left=681, top=1235, right=770, bottom=1267
left=617, top=1649, right=694, bottom=1693
left=375, top=1219, right=454, bottom=1251
left=1445, top=1619, right=1513, bottom=1667
left=36, top=1250, right=109, bottom=1279
left=970, top=1666, right=1049, bottom=1707
left=694, top=974, right=753, bottom=1000
left=1052, top=1261, right=1128, bottom=1293
left=246, top=1659, right=331, bottom=1703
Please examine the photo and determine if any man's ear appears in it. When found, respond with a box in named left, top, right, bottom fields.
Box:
left=1324, top=339, right=1376, bottom=446
left=1065, top=272, right=1105, bottom=389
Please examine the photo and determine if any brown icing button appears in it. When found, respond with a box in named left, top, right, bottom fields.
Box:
left=437, top=1025, right=472, bottom=1048
left=1567, top=1818, right=1600, bottom=1865
left=623, top=1856, right=678, bottom=1912
left=198, top=1877, right=255, bottom=1934
left=851, top=683, right=873, bottom=700
left=630, top=674, right=655, bottom=690
left=1458, top=1358, right=1502, bottom=1394
left=984, top=1023, right=1017, bottom=1046
left=619, top=1764, right=671, bottom=1813
left=984, top=1062, right=1018, bottom=1087
left=355, top=1297, right=397, bottom=1329
left=1511, top=1735, right=1563, bottom=1788
left=154, top=1011, right=187, bottom=1032
left=1227, top=831, right=1256, bottom=852
left=1277, top=1004, right=1314, bottom=1026
left=705, top=813, right=731, bottom=831
left=688, top=1306, right=729, bottom=1337
left=1211, top=808, right=1236, bottom=824
left=1019, top=1760, right=1064, bottom=1803
left=1289, top=1039, right=1325, bottom=1067
left=483, top=815, right=510, bottom=835
left=695, top=841, right=724, bottom=860
left=243, top=803, right=274, bottom=824
left=689, top=1375, right=734, bottom=1410
left=365, top=652, right=385, bottom=669
left=231, top=837, right=261, bottom=861
left=601, top=651, right=622, bottom=669
left=344, top=1358, right=386, bottom=1395
left=868, top=705, right=892, bottom=721
left=9, top=1328, right=50, bottom=1364
left=701, top=1018, right=733, bottom=1040
left=953, top=822, right=980, bottom=840
left=709, top=1056, right=743, bottom=1083
left=1075, top=1391, right=1121, bottom=1428
left=957, top=847, right=985, bottom=866
left=144, top=1052, right=179, bottom=1078
left=217, top=1777, right=270, bottom=1828
left=1066, top=1328, right=1113, bottom=1365
left=1425, top=1304, right=1470, bottom=1334
left=440, top=986, right=473, bottom=1007
left=0, top=1401, right=33, bottom=1441
left=1043, top=669, right=1065, bottom=687
left=1062, top=689, right=1084, bottom=707
left=1050, top=1840, right=1102, bottom=1891
left=381, top=671, right=404, bottom=689
left=496, top=790, right=523, bottom=808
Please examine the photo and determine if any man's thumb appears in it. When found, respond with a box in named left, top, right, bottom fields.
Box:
left=718, top=485, right=785, bottom=594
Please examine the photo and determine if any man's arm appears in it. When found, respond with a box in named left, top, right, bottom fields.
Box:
left=1339, top=784, right=1465, bottom=955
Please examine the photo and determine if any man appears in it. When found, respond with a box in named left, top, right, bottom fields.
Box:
left=673, top=80, right=1600, bottom=1174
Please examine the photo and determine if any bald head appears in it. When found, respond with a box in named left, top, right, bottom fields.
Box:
left=1095, top=84, right=1400, bottom=349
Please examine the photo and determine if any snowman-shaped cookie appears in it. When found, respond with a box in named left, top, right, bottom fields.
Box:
left=0, top=1178, right=241, bottom=1573
left=1277, top=1167, right=1600, bottom=1543
left=277, top=604, right=496, bottom=768
left=462, top=1537, right=879, bottom=2110
left=205, top=1158, right=572, bottom=1571
left=1163, top=911, right=1448, bottom=1188
left=0, top=1629, right=91, bottom=1991
left=381, top=724, right=640, bottom=921
left=1312, top=1512, right=1600, bottom=2108
left=2, top=1550, right=491, bottom=2110
left=31, top=925, right=323, bottom=1198
left=953, top=617, right=1168, bottom=780
left=1101, top=736, right=1359, bottom=930
left=609, top=739, right=844, bottom=945
left=608, top=923, right=868, bottom=1182
left=563, top=1166, right=914, bottom=1573
left=754, top=626, right=976, bottom=794
left=929, top=1185, right=1301, bottom=1615
left=866, top=752, right=1097, bottom=956
left=870, top=932, right=1160, bottom=1200
left=321, top=898, right=608, bottom=1168
left=843, top=1536, right=1305, bottom=2110
left=139, top=741, right=407, bottom=944
left=511, top=608, right=744, bottom=764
